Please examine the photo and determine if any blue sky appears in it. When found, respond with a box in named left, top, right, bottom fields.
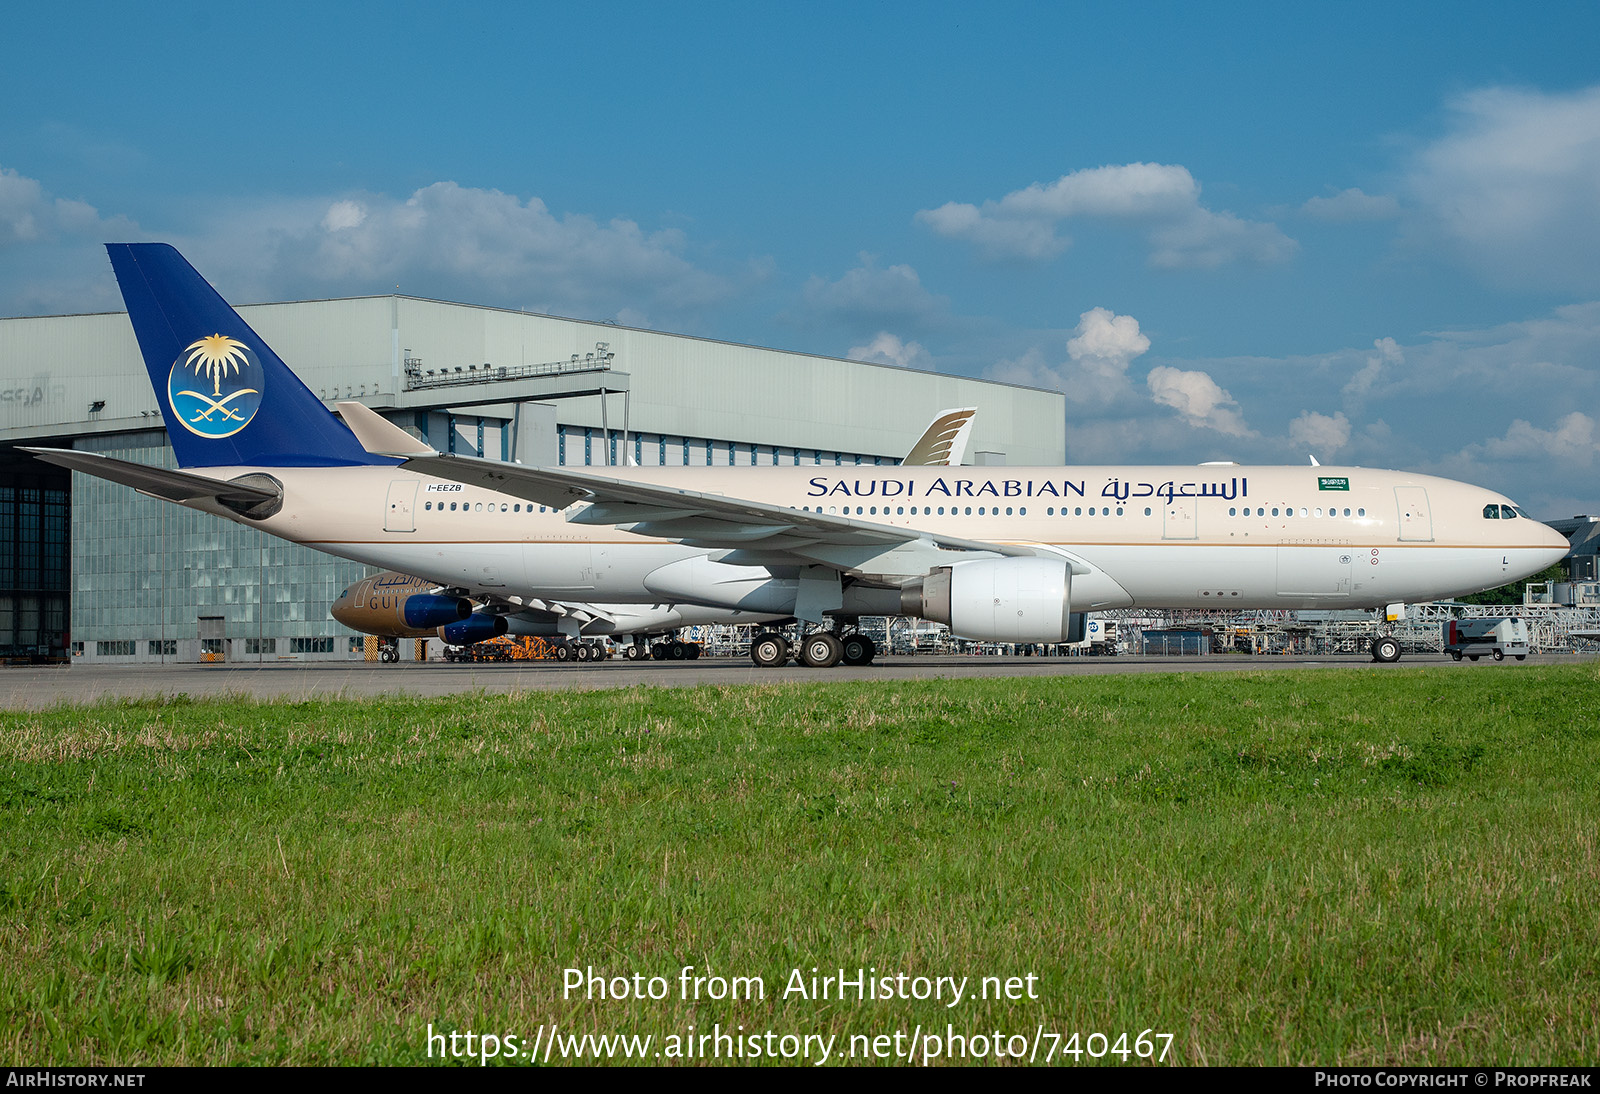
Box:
left=4, top=1, right=1600, bottom=515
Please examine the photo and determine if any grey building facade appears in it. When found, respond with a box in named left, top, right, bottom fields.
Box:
left=0, top=295, right=1065, bottom=661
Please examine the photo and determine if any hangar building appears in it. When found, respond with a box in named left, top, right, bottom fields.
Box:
left=0, top=294, right=1065, bottom=661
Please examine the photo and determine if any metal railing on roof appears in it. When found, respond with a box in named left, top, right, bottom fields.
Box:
left=404, top=343, right=614, bottom=391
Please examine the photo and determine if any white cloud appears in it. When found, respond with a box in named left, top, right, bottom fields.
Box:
left=1343, top=336, right=1403, bottom=400
left=0, top=164, right=142, bottom=313
left=1406, top=84, right=1600, bottom=291
left=802, top=257, right=948, bottom=333
left=848, top=331, right=932, bottom=370
left=1300, top=187, right=1400, bottom=222
left=989, top=306, right=1149, bottom=407
left=173, top=181, right=735, bottom=325
left=1481, top=411, right=1598, bottom=465
left=916, top=162, right=1295, bottom=268
left=1288, top=410, right=1352, bottom=454
left=1146, top=365, right=1250, bottom=436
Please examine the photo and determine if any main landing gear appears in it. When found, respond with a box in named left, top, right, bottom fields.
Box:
left=750, top=630, right=876, bottom=668
left=1370, top=636, right=1402, bottom=663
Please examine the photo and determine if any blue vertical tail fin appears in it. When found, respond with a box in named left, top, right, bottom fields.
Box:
left=107, top=242, right=390, bottom=468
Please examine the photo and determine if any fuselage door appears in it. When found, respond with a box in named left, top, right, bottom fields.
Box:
left=1394, top=486, right=1433, bottom=542
left=1163, top=498, right=1198, bottom=540
left=385, top=480, right=418, bottom=532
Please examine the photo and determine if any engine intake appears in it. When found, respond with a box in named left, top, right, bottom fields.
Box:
left=902, top=558, right=1076, bottom=643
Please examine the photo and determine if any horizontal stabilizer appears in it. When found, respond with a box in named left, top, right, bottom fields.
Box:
left=23, top=447, right=281, bottom=506
left=335, top=401, right=439, bottom=458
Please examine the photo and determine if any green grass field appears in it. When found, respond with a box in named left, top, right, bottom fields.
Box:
left=2, top=665, right=1597, bottom=1066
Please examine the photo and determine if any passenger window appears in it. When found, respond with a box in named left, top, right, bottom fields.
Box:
left=1357, top=508, right=1365, bottom=516
left=1019, top=507, right=1026, bottom=515
left=938, top=506, right=946, bottom=515
left=1075, top=507, right=1082, bottom=516
left=425, top=501, right=432, bottom=510
left=964, top=506, right=972, bottom=515
left=1048, top=507, right=1055, bottom=516
left=1299, top=507, right=1308, bottom=517
left=1144, top=507, right=1152, bottom=516
left=1271, top=507, right=1279, bottom=516
left=450, top=502, right=457, bottom=511
left=1315, top=507, right=1323, bottom=517
left=1229, top=507, right=1237, bottom=516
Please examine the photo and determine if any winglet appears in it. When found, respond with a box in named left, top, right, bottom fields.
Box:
left=335, top=401, right=439, bottom=458
left=903, top=407, right=977, bottom=466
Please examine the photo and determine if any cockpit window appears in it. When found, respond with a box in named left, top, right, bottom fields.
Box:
left=1501, top=504, right=1519, bottom=519
left=1483, top=504, right=1500, bottom=519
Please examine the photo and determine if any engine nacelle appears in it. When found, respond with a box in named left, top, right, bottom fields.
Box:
left=902, top=558, right=1076, bottom=643
left=439, top=613, right=509, bottom=645
left=403, top=594, right=473, bottom=629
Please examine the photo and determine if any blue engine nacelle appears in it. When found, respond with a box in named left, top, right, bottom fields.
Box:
left=439, top=613, right=509, bottom=645
left=402, top=594, right=473, bottom=629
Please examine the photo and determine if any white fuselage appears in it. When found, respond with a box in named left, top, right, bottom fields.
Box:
left=183, top=463, right=1570, bottom=614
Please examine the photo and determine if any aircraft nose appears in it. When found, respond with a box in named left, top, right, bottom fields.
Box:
left=1540, top=520, right=1573, bottom=561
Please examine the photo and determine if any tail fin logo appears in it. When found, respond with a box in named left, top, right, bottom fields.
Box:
left=167, top=334, right=264, bottom=438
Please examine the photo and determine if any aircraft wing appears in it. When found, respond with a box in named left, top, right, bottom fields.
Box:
left=22, top=447, right=281, bottom=506
left=336, top=402, right=1051, bottom=582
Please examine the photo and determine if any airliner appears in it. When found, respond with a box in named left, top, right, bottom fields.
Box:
left=25, top=244, right=1570, bottom=667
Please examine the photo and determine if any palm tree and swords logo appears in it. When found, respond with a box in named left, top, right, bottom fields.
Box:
left=167, top=333, right=263, bottom=438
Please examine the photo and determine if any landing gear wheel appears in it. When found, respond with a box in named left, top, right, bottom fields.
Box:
left=1493, top=649, right=1505, bottom=661
left=750, top=632, right=789, bottom=667
left=1371, top=636, right=1402, bottom=663
left=380, top=646, right=398, bottom=663
left=555, top=643, right=572, bottom=661
left=624, top=644, right=644, bottom=660
left=651, top=643, right=669, bottom=661
left=576, top=643, right=592, bottom=662
left=840, top=633, right=876, bottom=666
left=685, top=642, right=700, bottom=660
left=1469, top=654, right=1480, bottom=662
left=668, top=640, right=688, bottom=660
left=799, top=632, right=844, bottom=668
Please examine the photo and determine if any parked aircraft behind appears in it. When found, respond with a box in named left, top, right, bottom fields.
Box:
left=27, top=244, right=1570, bottom=667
